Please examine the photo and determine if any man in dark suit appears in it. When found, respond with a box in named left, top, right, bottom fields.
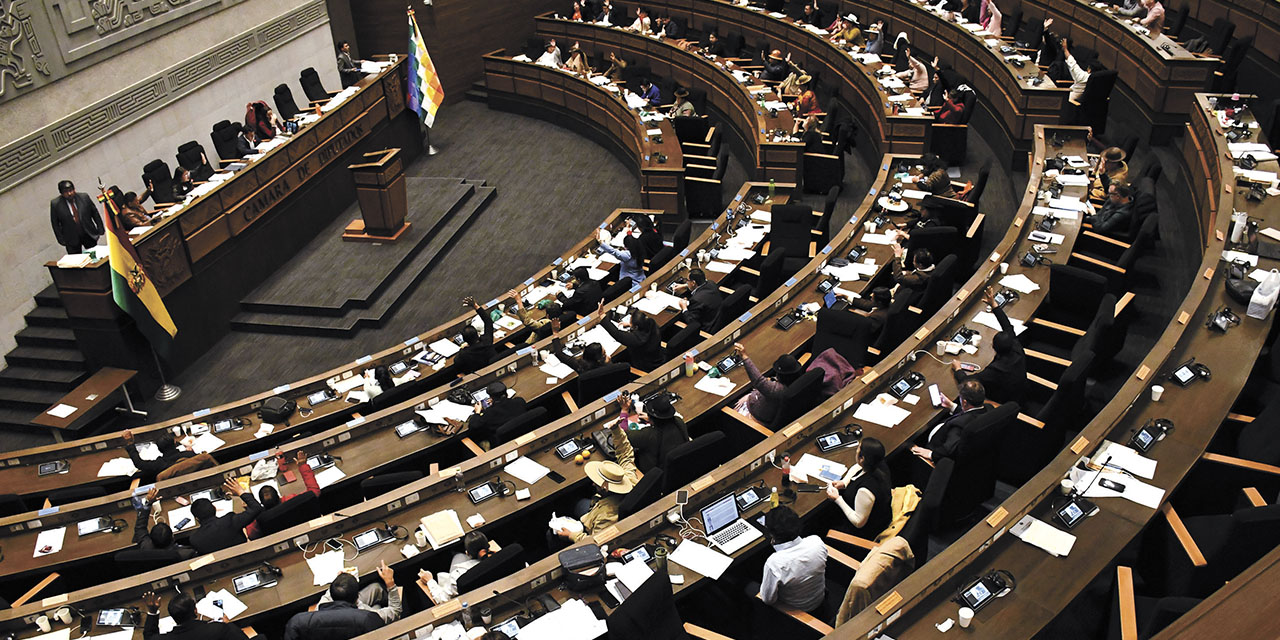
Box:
left=952, top=289, right=1026, bottom=403
left=188, top=478, right=263, bottom=555
left=455, top=296, right=496, bottom=374
left=676, top=268, right=724, bottom=328
left=337, top=41, right=365, bottom=88
left=142, top=590, right=248, bottom=640
left=849, top=287, right=892, bottom=336
left=911, top=380, right=989, bottom=462
left=283, top=567, right=401, bottom=640
left=123, top=429, right=196, bottom=482
left=891, top=244, right=935, bottom=294
left=49, top=180, right=104, bottom=255
left=235, top=126, right=258, bottom=158
left=453, top=381, right=528, bottom=447
left=560, top=267, right=604, bottom=318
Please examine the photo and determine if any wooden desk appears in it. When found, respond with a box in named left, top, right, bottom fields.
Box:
left=533, top=17, right=803, bottom=183
left=482, top=53, right=687, bottom=218
left=30, top=368, right=139, bottom=442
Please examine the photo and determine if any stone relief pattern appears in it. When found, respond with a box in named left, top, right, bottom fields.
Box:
left=91, top=0, right=195, bottom=36
left=0, top=0, right=52, bottom=97
left=0, top=0, right=326, bottom=193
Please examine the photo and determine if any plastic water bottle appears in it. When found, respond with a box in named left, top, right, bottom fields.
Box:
left=768, top=179, right=776, bottom=197
left=460, top=601, right=473, bottom=629
left=770, top=486, right=779, bottom=508
left=684, top=352, right=697, bottom=377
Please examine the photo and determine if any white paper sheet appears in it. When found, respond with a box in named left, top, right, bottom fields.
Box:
left=190, top=432, right=226, bottom=454
left=705, top=260, right=735, bottom=273
left=158, top=618, right=176, bottom=634
left=998, top=273, right=1041, bottom=294
left=852, top=402, right=912, bottom=428
left=716, top=247, right=756, bottom=262
left=1033, top=205, right=1079, bottom=220
left=29, top=629, right=71, bottom=640
left=314, top=465, right=346, bottom=489
left=1094, top=441, right=1158, bottom=479
left=1047, top=197, right=1090, bottom=212
left=860, top=232, right=897, bottom=245
left=168, top=505, right=195, bottom=531
left=306, top=549, right=346, bottom=586
left=1075, top=469, right=1165, bottom=509
left=34, top=527, right=67, bottom=556
left=1055, top=174, right=1091, bottom=186
left=540, top=359, right=575, bottom=379
left=331, top=375, right=366, bottom=394
left=98, top=457, right=140, bottom=477
left=694, top=376, right=737, bottom=396
left=505, top=456, right=551, bottom=485
left=91, top=628, right=135, bottom=640
left=1222, top=250, right=1259, bottom=266
left=1010, top=515, right=1076, bottom=557
left=196, top=589, right=246, bottom=620
left=47, top=403, right=77, bottom=418
left=615, top=558, right=655, bottom=592
left=428, top=338, right=461, bottom=358
left=973, top=311, right=1027, bottom=335
left=792, top=453, right=848, bottom=484
left=669, top=540, right=733, bottom=579
left=514, top=599, right=607, bottom=640
left=579, top=325, right=624, bottom=355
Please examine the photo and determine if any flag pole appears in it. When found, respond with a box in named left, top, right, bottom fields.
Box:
left=150, top=344, right=181, bottom=401
left=425, top=123, right=438, bottom=155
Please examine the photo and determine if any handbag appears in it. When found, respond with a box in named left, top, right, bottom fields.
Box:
left=1226, top=260, right=1259, bottom=304
left=1248, top=269, right=1280, bottom=319
left=257, top=396, right=296, bottom=422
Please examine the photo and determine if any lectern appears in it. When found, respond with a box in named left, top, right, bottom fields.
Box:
left=343, top=148, right=410, bottom=242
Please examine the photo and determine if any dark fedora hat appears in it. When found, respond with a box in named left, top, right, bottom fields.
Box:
left=644, top=395, right=677, bottom=420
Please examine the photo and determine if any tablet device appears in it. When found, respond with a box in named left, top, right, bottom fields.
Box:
left=307, top=390, right=336, bottom=406
left=1052, top=498, right=1089, bottom=529
left=388, top=361, right=410, bottom=376
left=716, top=354, right=741, bottom=374
left=1171, top=364, right=1197, bottom=386
left=622, top=544, right=654, bottom=565
left=823, top=291, right=838, bottom=309
left=992, top=289, right=1015, bottom=309
left=37, top=460, right=68, bottom=476
left=96, top=609, right=134, bottom=627
left=888, top=377, right=914, bottom=399
left=816, top=431, right=855, bottom=453
left=188, top=488, right=218, bottom=504
left=491, top=617, right=521, bottom=638
left=959, top=579, right=995, bottom=611
left=394, top=420, right=423, bottom=438
left=353, top=528, right=393, bottom=552
left=554, top=439, right=582, bottom=459
left=1131, top=425, right=1158, bottom=452
left=232, top=570, right=272, bottom=595
left=307, top=454, right=336, bottom=470
left=77, top=516, right=114, bottom=537
left=468, top=481, right=500, bottom=505
left=735, top=487, right=766, bottom=511
left=212, top=419, right=237, bottom=434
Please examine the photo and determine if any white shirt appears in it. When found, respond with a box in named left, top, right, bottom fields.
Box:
left=1065, top=54, right=1090, bottom=103
left=630, top=16, right=651, bottom=33
left=536, top=50, right=561, bottom=67
left=760, top=535, right=827, bottom=611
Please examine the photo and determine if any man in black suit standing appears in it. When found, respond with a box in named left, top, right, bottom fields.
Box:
left=188, top=477, right=264, bottom=555
left=50, top=180, right=104, bottom=256
left=337, top=41, right=366, bottom=88
left=911, top=379, right=989, bottom=462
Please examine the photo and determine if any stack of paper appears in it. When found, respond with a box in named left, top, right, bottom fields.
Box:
left=694, top=376, right=737, bottom=396
left=420, top=510, right=466, bottom=548
left=98, top=457, right=140, bottom=477
left=314, top=465, right=346, bottom=489
left=1074, top=469, right=1166, bottom=509
left=792, top=453, right=848, bottom=483
left=540, top=355, right=575, bottom=379
left=705, top=260, right=736, bottom=273
left=578, top=325, right=624, bottom=355
left=514, top=599, right=607, bottom=640
left=505, top=456, right=551, bottom=485
left=46, top=403, right=77, bottom=419
left=415, top=400, right=474, bottom=425
left=1010, top=515, right=1076, bottom=557
left=669, top=540, right=733, bottom=578
left=852, top=401, right=912, bottom=428
left=428, top=338, right=461, bottom=358
left=1093, top=440, right=1157, bottom=479
left=306, top=549, right=346, bottom=585
left=998, top=273, right=1041, bottom=294
left=34, top=527, right=67, bottom=556
left=195, top=589, right=247, bottom=620
left=190, top=432, right=226, bottom=454
left=973, top=311, right=1027, bottom=335
left=331, top=375, right=366, bottom=394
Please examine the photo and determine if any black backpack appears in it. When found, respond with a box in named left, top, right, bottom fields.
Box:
left=257, top=396, right=296, bottom=423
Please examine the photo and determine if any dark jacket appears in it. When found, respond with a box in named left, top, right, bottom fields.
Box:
left=188, top=491, right=264, bottom=554
left=455, top=307, right=496, bottom=374
left=132, top=507, right=196, bottom=559
left=684, top=281, right=724, bottom=328
left=467, top=396, right=529, bottom=443
left=1089, top=199, right=1133, bottom=235
left=952, top=306, right=1026, bottom=403
left=561, top=280, right=604, bottom=318
left=841, top=466, right=893, bottom=536
left=923, top=405, right=989, bottom=459
left=283, top=601, right=385, bottom=640
left=234, top=133, right=256, bottom=158
left=49, top=192, right=104, bottom=249
left=761, top=57, right=789, bottom=82
left=629, top=419, right=690, bottom=472
left=126, top=443, right=196, bottom=480
left=601, top=320, right=665, bottom=372
left=144, top=615, right=248, bottom=640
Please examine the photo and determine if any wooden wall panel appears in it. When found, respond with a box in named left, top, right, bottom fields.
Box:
left=348, top=0, right=565, bottom=98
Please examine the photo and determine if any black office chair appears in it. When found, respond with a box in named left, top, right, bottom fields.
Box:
left=913, top=254, right=958, bottom=316
left=0, top=494, right=28, bottom=518
left=803, top=152, right=843, bottom=195
left=996, top=405, right=1067, bottom=487
left=769, top=203, right=817, bottom=274
left=938, top=402, right=1020, bottom=526
left=602, top=277, right=634, bottom=303
left=1003, top=7, right=1023, bottom=38
left=899, top=456, right=951, bottom=567
left=142, top=159, right=177, bottom=205
left=210, top=120, right=242, bottom=162
left=1027, top=353, right=1095, bottom=432
left=961, top=161, right=990, bottom=207
left=672, top=220, right=692, bottom=251
left=816, top=187, right=840, bottom=245
left=665, top=322, right=703, bottom=358
left=576, top=363, right=635, bottom=404
left=255, top=492, right=321, bottom=536
left=872, top=295, right=919, bottom=354
left=664, top=432, right=728, bottom=493
left=1118, top=135, right=1140, bottom=166
left=1066, top=69, right=1118, bottom=135
left=687, top=86, right=708, bottom=114
left=813, top=308, right=875, bottom=369
left=618, top=469, right=665, bottom=518
left=1037, top=264, right=1110, bottom=330
left=1233, top=394, right=1280, bottom=466
left=713, top=286, right=752, bottom=332
left=1074, top=215, right=1158, bottom=293
left=1104, top=586, right=1200, bottom=640
left=1139, top=503, right=1280, bottom=598
left=751, top=248, right=788, bottom=300
left=647, top=246, right=677, bottom=275
left=48, top=486, right=107, bottom=506
left=768, top=370, right=825, bottom=431
left=457, top=543, right=527, bottom=593
left=299, top=67, right=335, bottom=104
left=491, top=408, right=549, bottom=447
left=607, top=571, right=685, bottom=640
left=274, top=84, right=301, bottom=120
left=360, top=471, right=424, bottom=500
left=175, top=141, right=215, bottom=182
left=723, top=32, right=746, bottom=58
left=685, top=176, right=724, bottom=219
left=115, top=549, right=190, bottom=575
left=672, top=116, right=711, bottom=144
left=929, top=90, right=977, bottom=164
left=1165, top=4, right=1189, bottom=39
left=1211, top=36, right=1252, bottom=93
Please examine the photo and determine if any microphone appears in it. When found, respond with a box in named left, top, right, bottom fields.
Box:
left=1072, top=454, right=1111, bottom=498
left=491, top=589, right=531, bottom=621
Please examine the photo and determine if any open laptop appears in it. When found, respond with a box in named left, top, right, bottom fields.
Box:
left=700, top=493, right=763, bottom=555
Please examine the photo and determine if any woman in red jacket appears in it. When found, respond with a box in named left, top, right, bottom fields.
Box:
left=935, top=89, right=968, bottom=124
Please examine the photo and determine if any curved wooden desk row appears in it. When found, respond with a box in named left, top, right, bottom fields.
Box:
left=352, top=127, right=1089, bottom=640
left=1178, top=0, right=1280, bottom=62
left=482, top=52, right=687, bottom=217
left=532, top=17, right=803, bottom=183
left=0, top=174, right=787, bottom=585
left=851, top=96, right=1276, bottom=638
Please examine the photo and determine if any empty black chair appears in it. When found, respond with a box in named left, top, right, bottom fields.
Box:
left=299, top=67, right=333, bottom=103
left=607, top=571, right=684, bottom=640
left=48, top=485, right=107, bottom=506
left=751, top=247, right=788, bottom=300
left=1067, top=69, right=1118, bottom=135
left=722, top=32, right=745, bottom=58
left=686, top=86, right=708, bottom=114
left=210, top=120, right=241, bottom=162
left=175, top=141, right=215, bottom=182
left=939, top=402, right=1020, bottom=526
left=115, top=549, right=190, bottom=575
left=713, top=286, right=752, bottom=332
left=141, top=159, right=176, bottom=205
left=618, top=469, right=665, bottom=518
left=1105, top=588, right=1201, bottom=640
left=813, top=308, right=874, bottom=368
left=817, top=186, right=840, bottom=244
left=685, top=176, right=724, bottom=219
left=576, top=363, right=634, bottom=403
left=457, top=543, right=527, bottom=593
left=1234, top=395, right=1280, bottom=466
left=665, top=321, right=703, bottom=357
left=900, top=457, right=951, bottom=567
left=602, top=276, right=634, bottom=303
left=1042, top=264, right=1109, bottom=329
left=255, top=492, right=321, bottom=536
left=672, top=116, right=711, bottom=143
left=672, top=220, right=692, bottom=250
left=1211, top=36, right=1252, bottom=92
left=1003, top=7, right=1023, bottom=38
left=962, top=161, right=991, bottom=207
left=360, top=471, right=424, bottom=500
left=872, top=295, right=919, bottom=353
left=0, top=494, right=28, bottom=518
left=803, top=151, right=843, bottom=195
left=664, top=431, right=728, bottom=493
left=1028, top=353, right=1095, bottom=431
left=770, top=203, right=817, bottom=274
left=1140, top=504, right=1280, bottom=598
left=647, top=246, right=678, bottom=275
left=996, top=406, right=1067, bottom=487
left=1166, top=4, right=1189, bottom=38
left=492, top=407, right=549, bottom=447
left=273, top=84, right=300, bottom=120
left=768, top=369, right=824, bottom=430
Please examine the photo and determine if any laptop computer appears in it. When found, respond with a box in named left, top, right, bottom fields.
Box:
left=700, top=493, right=763, bottom=555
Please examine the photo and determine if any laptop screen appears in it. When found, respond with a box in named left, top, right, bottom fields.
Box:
left=701, top=494, right=739, bottom=535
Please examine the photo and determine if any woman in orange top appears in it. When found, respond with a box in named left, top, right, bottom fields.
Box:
left=792, top=75, right=821, bottom=116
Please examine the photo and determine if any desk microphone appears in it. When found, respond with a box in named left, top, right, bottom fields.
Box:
left=490, top=589, right=531, bottom=621
left=1073, top=454, right=1111, bottom=498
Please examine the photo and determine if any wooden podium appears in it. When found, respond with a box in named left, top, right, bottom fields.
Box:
left=343, top=148, right=410, bottom=242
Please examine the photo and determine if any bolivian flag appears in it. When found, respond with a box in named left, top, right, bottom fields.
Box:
left=100, top=190, right=177, bottom=356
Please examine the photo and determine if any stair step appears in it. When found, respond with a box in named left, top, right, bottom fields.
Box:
left=25, top=306, right=69, bottom=328
left=0, top=405, right=42, bottom=430
left=0, top=366, right=86, bottom=390
left=15, top=326, right=78, bottom=349
left=5, top=345, right=86, bottom=370
left=0, top=386, right=66, bottom=411
left=33, top=285, right=63, bottom=308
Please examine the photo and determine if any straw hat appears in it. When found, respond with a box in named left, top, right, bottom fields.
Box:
left=844, top=13, right=859, bottom=24
left=584, top=459, right=636, bottom=494
left=769, top=49, right=784, bottom=60
left=797, top=74, right=813, bottom=85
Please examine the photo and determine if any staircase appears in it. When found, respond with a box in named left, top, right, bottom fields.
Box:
left=0, top=286, right=88, bottom=430
left=464, top=81, right=488, bottom=103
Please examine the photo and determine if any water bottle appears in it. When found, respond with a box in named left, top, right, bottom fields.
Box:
left=768, top=179, right=776, bottom=197
left=770, top=486, right=779, bottom=508
left=460, top=601, right=473, bottom=629
left=684, top=353, right=697, bottom=377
